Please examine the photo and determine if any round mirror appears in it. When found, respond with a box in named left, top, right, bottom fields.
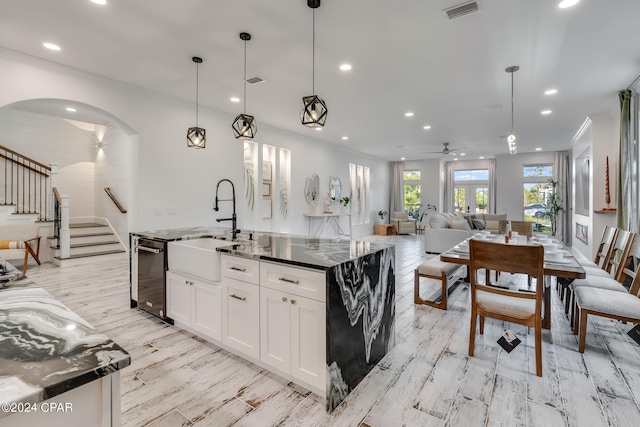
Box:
left=329, top=176, right=341, bottom=200
left=305, top=174, right=320, bottom=204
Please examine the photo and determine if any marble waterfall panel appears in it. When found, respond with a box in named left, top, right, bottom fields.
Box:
left=326, top=246, right=395, bottom=412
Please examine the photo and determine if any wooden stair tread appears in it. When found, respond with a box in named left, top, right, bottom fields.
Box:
left=71, top=232, right=114, bottom=238
left=55, top=249, right=126, bottom=260
left=70, top=241, right=120, bottom=248
left=69, top=223, right=108, bottom=228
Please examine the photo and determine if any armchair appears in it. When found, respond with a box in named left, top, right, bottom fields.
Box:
left=391, top=211, right=417, bottom=234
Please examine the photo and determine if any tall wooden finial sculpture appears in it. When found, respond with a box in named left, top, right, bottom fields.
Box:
left=605, top=156, right=611, bottom=208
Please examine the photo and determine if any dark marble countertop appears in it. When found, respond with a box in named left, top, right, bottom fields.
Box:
left=0, top=262, right=130, bottom=413
left=131, top=226, right=394, bottom=270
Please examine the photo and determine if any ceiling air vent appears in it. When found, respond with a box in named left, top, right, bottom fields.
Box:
left=443, top=1, right=481, bottom=21
left=246, top=76, right=264, bottom=85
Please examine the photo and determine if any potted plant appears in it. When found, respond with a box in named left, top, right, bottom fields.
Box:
left=546, top=178, right=565, bottom=236
left=340, top=196, right=350, bottom=213
left=377, top=210, right=387, bottom=224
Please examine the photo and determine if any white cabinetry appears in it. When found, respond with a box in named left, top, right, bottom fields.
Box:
left=259, top=262, right=326, bottom=391
left=166, top=271, right=222, bottom=341
left=221, top=255, right=261, bottom=360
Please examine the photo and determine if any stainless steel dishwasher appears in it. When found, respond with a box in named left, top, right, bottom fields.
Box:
left=136, top=238, right=171, bottom=322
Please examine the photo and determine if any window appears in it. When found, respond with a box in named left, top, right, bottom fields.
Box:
left=453, top=168, right=489, bottom=213
left=523, top=164, right=553, bottom=231
left=403, top=170, right=420, bottom=218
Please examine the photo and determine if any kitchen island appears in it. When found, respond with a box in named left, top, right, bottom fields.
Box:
left=130, top=227, right=395, bottom=412
left=0, top=260, right=130, bottom=427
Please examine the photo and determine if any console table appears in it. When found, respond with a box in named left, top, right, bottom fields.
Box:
left=375, top=224, right=396, bottom=236
left=304, top=212, right=352, bottom=237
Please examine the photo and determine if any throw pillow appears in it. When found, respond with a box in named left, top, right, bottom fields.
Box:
left=472, top=219, right=485, bottom=230
left=429, top=214, right=447, bottom=229
left=446, top=218, right=471, bottom=231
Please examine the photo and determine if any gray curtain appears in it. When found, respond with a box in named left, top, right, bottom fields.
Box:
left=488, top=159, right=497, bottom=213
left=617, top=90, right=632, bottom=230
left=391, top=161, right=404, bottom=212
left=444, top=162, right=456, bottom=213
left=554, top=151, right=571, bottom=244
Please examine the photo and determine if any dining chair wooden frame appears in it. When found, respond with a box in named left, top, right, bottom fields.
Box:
left=469, top=240, right=545, bottom=376
left=498, top=220, right=533, bottom=237
left=574, top=265, right=640, bottom=353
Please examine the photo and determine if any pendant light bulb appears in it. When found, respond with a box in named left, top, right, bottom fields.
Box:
left=232, top=32, right=257, bottom=140
left=187, top=56, right=206, bottom=148
left=301, top=1, right=328, bottom=128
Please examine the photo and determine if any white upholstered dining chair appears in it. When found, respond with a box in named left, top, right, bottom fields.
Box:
left=468, top=240, right=545, bottom=376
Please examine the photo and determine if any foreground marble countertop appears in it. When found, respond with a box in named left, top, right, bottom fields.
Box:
left=0, top=262, right=130, bottom=413
left=132, top=226, right=393, bottom=270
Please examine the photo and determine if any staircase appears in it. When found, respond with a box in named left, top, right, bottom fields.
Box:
left=53, top=220, right=127, bottom=267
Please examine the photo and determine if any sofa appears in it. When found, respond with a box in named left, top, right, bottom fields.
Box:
left=391, top=211, right=417, bottom=234
left=424, top=212, right=508, bottom=253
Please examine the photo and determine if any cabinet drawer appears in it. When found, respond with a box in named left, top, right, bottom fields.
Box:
left=221, top=255, right=260, bottom=284
left=260, top=262, right=326, bottom=302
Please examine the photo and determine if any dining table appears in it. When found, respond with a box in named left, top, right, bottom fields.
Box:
left=440, top=232, right=586, bottom=329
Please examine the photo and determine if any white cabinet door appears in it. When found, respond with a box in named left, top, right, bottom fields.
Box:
left=223, top=278, right=260, bottom=359
left=166, top=271, right=192, bottom=326
left=192, top=281, right=222, bottom=341
left=260, top=287, right=291, bottom=373
left=291, top=296, right=326, bottom=391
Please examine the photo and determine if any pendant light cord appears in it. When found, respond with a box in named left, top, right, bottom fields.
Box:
left=243, top=40, right=247, bottom=115
left=510, top=71, right=514, bottom=135
left=312, top=9, right=315, bottom=94
left=195, top=61, right=199, bottom=128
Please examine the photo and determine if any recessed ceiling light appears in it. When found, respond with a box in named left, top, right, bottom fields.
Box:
left=90, top=0, right=107, bottom=5
left=453, top=158, right=458, bottom=161
left=460, top=153, right=466, bottom=156
left=423, top=125, right=431, bottom=130
left=544, top=89, right=558, bottom=95
left=65, top=107, right=76, bottom=112
left=230, top=97, right=240, bottom=103
left=396, top=145, right=409, bottom=148
left=479, top=156, right=485, bottom=159
left=315, top=127, right=322, bottom=131
left=535, top=147, right=542, bottom=151
left=400, top=157, right=406, bottom=160
left=339, top=64, right=352, bottom=71
left=43, top=42, right=61, bottom=51
left=405, top=112, right=414, bottom=117
left=558, top=0, right=579, bottom=8
left=342, top=136, right=348, bottom=140
left=541, top=110, right=552, bottom=115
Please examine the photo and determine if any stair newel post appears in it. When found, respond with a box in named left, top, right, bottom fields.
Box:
left=60, top=195, right=71, bottom=259
left=49, top=163, right=58, bottom=221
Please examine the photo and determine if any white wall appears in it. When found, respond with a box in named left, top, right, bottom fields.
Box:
left=571, top=114, right=619, bottom=260
left=0, top=48, right=389, bottom=239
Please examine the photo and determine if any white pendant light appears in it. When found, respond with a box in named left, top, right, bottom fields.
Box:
left=301, top=0, right=328, bottom=128
left=187, top=57, right=205, bottom=148
left=506, top=65, right=519, bottom=155
left=232, top=32, right=257, bottom=140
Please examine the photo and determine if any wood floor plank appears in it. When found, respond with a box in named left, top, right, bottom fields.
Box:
left=526, top=400, right=566, bottom=427
left=599, top=392, right=640, bottom=427
left=362, top=357, right=435, bottom=427
left=485, top=375, right=527, bottom=427
left=456, top=344, right=498, bottom=404
left=444, top=394, right=487, bottom=427
left=415, top=351, right=468, bottom=420
left=558, top=368, right=609, bottom=427
left=233, top=386, right=306, bottom=427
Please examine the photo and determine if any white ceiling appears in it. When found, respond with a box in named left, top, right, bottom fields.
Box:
left=1, top=0, right=639, bottom=161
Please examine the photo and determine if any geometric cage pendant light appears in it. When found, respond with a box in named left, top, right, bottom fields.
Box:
left=300, top=0, right=327, bottom=128
left=187, top=56, right=206, bottom=148
left=232, top=32, right=257, bottom=140
left=505, top=65, right=519, bottom=155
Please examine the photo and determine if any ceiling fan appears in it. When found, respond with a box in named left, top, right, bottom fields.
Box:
left=423, top=142, right=464, bottom=155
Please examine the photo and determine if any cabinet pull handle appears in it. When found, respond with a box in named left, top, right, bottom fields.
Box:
left=184, top=280, right=194, bottom=286
left=230, top=294, right=247, bottom=301
left=230, top=266, right=247, bottom=272
left=278, top=277, right=299, bottom=284
left=282, top=296, right=288, bottom=302
left=291, top=299, right=296, bottom=305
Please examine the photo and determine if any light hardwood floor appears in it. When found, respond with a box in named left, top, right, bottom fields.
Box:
left=23, top=234, right=640, bottom=426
